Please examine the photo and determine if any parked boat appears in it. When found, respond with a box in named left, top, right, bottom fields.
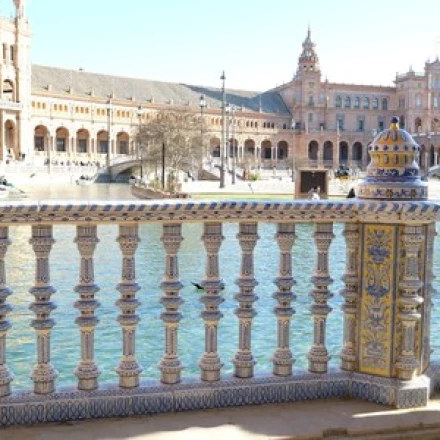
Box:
left=76, top=174, right=98, bottom=186
left=131, top=184, right=190, bottom=200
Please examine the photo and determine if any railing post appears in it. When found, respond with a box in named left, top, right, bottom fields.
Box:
left=307, top=222, right=334, bottom=374
left=29, top=225, right=58, bottom=394
left=355, top=117, right=431, bottom=408
left=74, top=225, right=101, bottom=391
left=0, top=227, right=12, bottom=397
left=340, top=223, right=360, bottom=371
left=395, top=225, right=424, bottom=380
left=159, top=223, right=183, bottom=384
left=232, top=222, right=259, bottom=378
left=116, top=224, right=142, bottom=388
left=199, top=222, right=224, bottom=382
left=272, top=222, right=296, bottom=376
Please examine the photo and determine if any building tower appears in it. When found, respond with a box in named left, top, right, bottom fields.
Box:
left=0, top=0, right=31, bottom=162
left=295, top=25, right=321, bottom=79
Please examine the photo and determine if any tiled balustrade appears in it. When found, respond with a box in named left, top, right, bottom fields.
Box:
left=0, top=199, right=439, bottom=426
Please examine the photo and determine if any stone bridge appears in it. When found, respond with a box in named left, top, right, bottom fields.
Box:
left=108, top=154, right=195, bottom=181
left=108, top=155, right=140, bottom=180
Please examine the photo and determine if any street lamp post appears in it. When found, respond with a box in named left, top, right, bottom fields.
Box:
left=199, top=94, right=207, bottom=157
left=220, top=71, right=226, bottom=188
left=230, top=105, right=236, bottom=184
left=106, top=99, right=112, bottom=170
left=136, top=106, right=143, bottom=181
left=291, top=119, right=296, bottom=182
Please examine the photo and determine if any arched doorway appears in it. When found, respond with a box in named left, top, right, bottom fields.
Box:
left=353, top=142, right=363, bottom=163
left=261, top=140, right=272, bottom=160
left=308, top=140, right=318, bottom=161
left=77, top=129, right=90, bottom=154
left=34, top=125, right=49, bottom=152
left=244, top=139, right=255, bottom=156
left=339, top=141, right=348, bottom=164
left=117, top=132, right=129, bottom=155
left=209, top=137, right=220, bottom=157
left=97, top=130, right=109, bottom=154
left=4, top=120, right=17, bottom=160
left=430, top=145, right=435, bottom=167
left=55, top=127, right=69, bottom=153
left=323, top=141, right=333, bottom=163
left=277, top=140, right=288, bottom=159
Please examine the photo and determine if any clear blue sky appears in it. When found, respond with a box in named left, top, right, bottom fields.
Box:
left=4, top=0, right=440, bottom=91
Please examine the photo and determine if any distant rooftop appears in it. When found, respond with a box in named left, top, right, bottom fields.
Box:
left=31, top=65, right=292, bottom=116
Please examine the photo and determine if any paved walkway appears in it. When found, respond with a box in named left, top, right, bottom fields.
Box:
left=3, top=397, right=440, bottom=440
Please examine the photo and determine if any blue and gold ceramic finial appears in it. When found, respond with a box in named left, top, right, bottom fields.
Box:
left=357, top=116, right=427, bottom=200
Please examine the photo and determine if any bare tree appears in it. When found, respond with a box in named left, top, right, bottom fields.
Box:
left=135, top=110, right=204, bottom=190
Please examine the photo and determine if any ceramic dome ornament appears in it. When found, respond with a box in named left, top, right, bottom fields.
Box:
left=357, top=116, right=427, bottom=200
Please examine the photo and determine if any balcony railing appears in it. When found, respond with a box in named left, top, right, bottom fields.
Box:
left=0, top=199, right=439, bottom=426
left=0, top=100, right=23, bottom=110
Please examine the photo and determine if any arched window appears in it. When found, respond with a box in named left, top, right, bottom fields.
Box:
left=372, top=98, right=379, bottom=109
left=382, top=98, right=388, bottom=110
left=323, top=141, right=333, bottom=162
left=308, top=140, right=319, bottom=160
left=434, top=96, right=438, bottom=109
left=354, top=97, right=360, bottom=109
left=363, top=97, right=370, bottom=109
left=344, top=96, right=351, bottom=108
left=2, top=80, right=14, bottom=101
left=416, top=95, right=422, bottom=108
left=308, top=95, right=314, bottom=106
left=415, top=117, right=422, bottom=132
left=335, top=96, right=342, bottom=108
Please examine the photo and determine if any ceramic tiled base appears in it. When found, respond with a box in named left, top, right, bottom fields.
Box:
left=0, top=371, right=435, bottom=426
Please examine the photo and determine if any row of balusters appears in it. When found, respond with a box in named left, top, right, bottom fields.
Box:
left=0, top=221, right=360, bottom=397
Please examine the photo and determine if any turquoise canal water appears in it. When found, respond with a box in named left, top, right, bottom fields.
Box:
left=4, top=183, right=440, bottom=391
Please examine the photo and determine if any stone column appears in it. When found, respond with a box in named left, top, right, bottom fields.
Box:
left=116, top=224, right=142, bottom=388
left=272, top=223, right=296, bottom=376
left=199, top=222, right=224, bottom=382
left=0, top=227, right=13, bottom=397
left=232, top=222, right=259, bottom=378
left=395, top=225, right=424, bottom=380
left=340, top=223, right=360, bottom=371
left=74, top=225, right=101, bottom=391
left=29, top=225, right=58, bottom=394
left=307, top=222, right=334, bottom=374
left=159, top=223, right=183, bottom=384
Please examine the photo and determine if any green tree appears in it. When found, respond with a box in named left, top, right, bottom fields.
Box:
left=135, top=110, right=204, bottom=191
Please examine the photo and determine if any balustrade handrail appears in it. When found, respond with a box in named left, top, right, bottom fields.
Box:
left=0, top=198, right=438, bottom=224
left=0, top=197, right=439, bottom=426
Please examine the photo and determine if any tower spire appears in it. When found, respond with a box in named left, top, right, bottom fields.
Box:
left=294, top=27, right=320, bottom=79
left=13, top=0, right=27, bottom=19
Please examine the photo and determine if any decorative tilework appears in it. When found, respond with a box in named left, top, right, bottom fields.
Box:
left=359, top=225, right=397, bottom=376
